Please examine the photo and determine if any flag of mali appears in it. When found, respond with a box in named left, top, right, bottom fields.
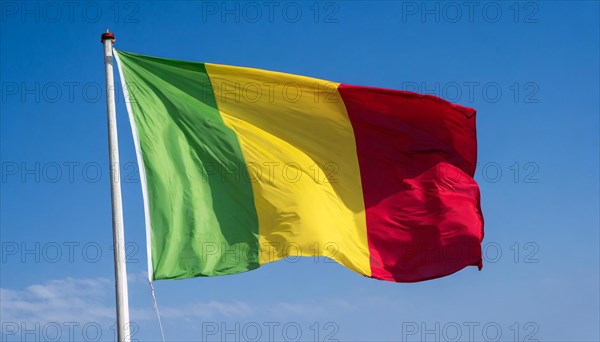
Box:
left=114, top=50, right=484, bottom=283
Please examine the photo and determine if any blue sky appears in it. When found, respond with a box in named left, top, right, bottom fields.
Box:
left=1, top=1, right=599, bottom=341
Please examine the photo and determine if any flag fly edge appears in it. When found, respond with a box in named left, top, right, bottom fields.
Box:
left=113, top=49, right=155, bottom=282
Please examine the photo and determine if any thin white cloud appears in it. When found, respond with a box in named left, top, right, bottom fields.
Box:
left=159, top=301, right=255, bottom=321
left=1, top=276, right=362, bottom=326
left=126, top=271, right=150, bottom=283
left=1, top=277, right=114, bottom=323
left=265, top=299, right=356, bottom=318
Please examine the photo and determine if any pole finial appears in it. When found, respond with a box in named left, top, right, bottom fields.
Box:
left=101, top=30, right=115, bottom=43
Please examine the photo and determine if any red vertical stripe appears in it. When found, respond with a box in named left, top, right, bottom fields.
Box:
left=339, top=84, right=484, bottom=282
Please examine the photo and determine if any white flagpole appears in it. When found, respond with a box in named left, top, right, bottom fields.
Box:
left=101, top=30, right=131, bottom=342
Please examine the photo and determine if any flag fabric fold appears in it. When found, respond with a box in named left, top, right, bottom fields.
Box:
left=114, top=49, right=484, bottom=283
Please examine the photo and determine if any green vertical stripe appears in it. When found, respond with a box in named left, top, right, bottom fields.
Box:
left=116, top=51, right=259, bottom=279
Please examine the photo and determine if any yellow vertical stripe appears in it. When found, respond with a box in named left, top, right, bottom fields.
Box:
left=206, top=63, right=370, bottom=276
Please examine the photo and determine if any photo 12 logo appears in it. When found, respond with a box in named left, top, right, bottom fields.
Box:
left=199, top=1, right=340, bottom=24
left=1, top=241, right=140, bottom=264
left=401, top=321, right=539, bottom=342
left=201, top=321, right=339, bottom=342
left=1, top=1, right=139, bottom=24
left=1, top=161, right=140, bottom=184
left=400, top=82, right=540, bottom=105
left=400, top=2, right=540, bottom=24
left=1, top=321, right=140, bottom=342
